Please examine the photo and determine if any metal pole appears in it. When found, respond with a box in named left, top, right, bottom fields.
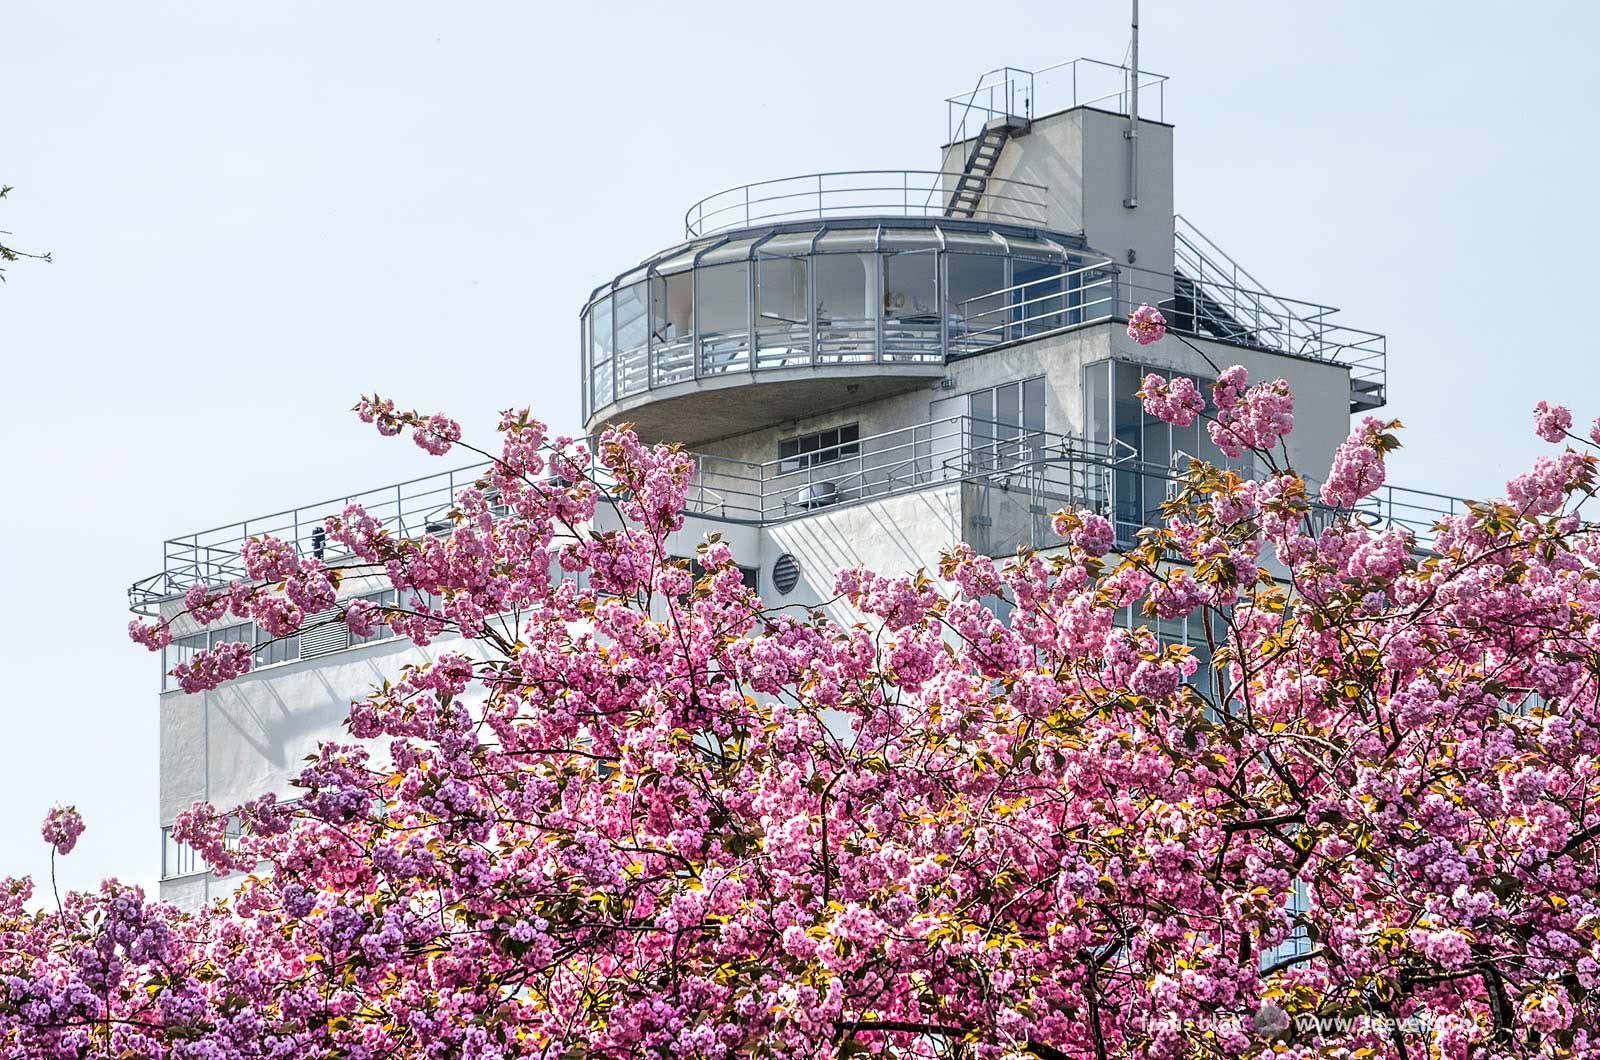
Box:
left=1124, top=0, right=1140, bottom=209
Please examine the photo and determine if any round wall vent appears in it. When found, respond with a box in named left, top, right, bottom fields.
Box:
left=771, top=553, right=801, bottom=596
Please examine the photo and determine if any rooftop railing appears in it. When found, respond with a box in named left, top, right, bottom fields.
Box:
left=947, top=257, right=1387, bottom=405
left=132, top=414, right=1467, bottom=612
left=945, top=57, right=1170, bottom=147
left=682, top=170, right=1051, bottom=239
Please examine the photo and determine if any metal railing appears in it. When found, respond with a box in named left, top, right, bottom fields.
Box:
left=130, top=464, right=494, bottom=609
left=679, top=416, right=1125, bottom=525
left=683, top=170, right=1050, bottom=239
left=945, top=57, right=1169, bottom=146
left=132, top=408, right=1470, bottom=612
left=1171, top=216, right=1387, bottom=405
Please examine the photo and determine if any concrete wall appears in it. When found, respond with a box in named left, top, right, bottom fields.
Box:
left=941, top=106, right=1176, bottom=283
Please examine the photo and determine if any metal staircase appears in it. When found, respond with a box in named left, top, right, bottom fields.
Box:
left=945, top=116, right=1029, bottom=218
left=1171, top=215, right=1387, bottom=412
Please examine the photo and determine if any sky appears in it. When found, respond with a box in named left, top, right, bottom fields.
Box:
left=3, top=0, right=1598, bottom=895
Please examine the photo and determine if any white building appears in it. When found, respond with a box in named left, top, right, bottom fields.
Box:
left=133, top=58, right=1463, bottom=908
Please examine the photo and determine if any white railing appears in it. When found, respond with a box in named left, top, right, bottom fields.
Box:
left=682, top=170, right=1050, bottom=239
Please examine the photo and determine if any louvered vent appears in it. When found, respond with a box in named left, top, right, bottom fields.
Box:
left=298, top=608, right=349, bottom=659
left=772, top=553, right=801, bottom=596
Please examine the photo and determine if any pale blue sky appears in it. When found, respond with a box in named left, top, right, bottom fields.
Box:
left=3, top=1, right=1597, bottom=894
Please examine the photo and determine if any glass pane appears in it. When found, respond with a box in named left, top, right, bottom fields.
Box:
left=1114, top=362, right=1144, bottom=539
left=616, top=282, right=648, bottom=352
left=615, top=281, right=649, bottom=396
left=815, top=229, right=878, bottom=253
left=649, top=272, right=694, bottom=386
left=757, top=256, right=808, bottom=326
left=589, top=296, right=614, bottom=362
left=1086, top=361, right=1110, bottom=447
left=759, top=231, right=816, bottom=257
left=945, top=253, right=1006, bottom=348
left=971, top=390, right=995, bottom=470
left=700, top=238, right=758, bottom=265
left=814, top=254, right=874, bottom=322
left=651, top=274, right=693, bottom=340
left=882, top=229, right=941, bottom=251
left=1013, top=259, right=1064, bottom=335
left=884, top=252, right=937, bottom=322
left=1023, top=377, right=1045, bottom=432
left=695, top=262, right=749, bottom=337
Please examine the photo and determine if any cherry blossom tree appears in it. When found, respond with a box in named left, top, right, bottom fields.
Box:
left=8, top=328, right=1600, bottom=1058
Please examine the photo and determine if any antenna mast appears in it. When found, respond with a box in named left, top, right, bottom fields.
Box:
left=1124, top=0, right=1140, bottom=209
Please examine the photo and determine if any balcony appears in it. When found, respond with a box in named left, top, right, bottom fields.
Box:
left=130, top=415, right=1467, bottom=614
left=580, top=214, right=1099, bottom=444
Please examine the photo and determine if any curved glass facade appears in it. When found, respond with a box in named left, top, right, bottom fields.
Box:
left=580, top=219, right=1100, bottom=422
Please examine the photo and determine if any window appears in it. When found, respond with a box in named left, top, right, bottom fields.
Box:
left=968, top=378, right=1045, bottom=469
left=883, top=251, right=940, bottom=360
left=614, top=281, right=649, bottom=396
left=814, top=254, right=874, bottom=323
left=755, top=255, right=809, bottom=365
left=650, top=271, right=694, bottom=385
left=252, top=624, right=298, bottom=667
left=695, top=262, right=750, bottom=372
left=160, top=589, right=409, bottom=690
left=589, top=295, right=614, bottom=408
left=1086, top=360, right=1253, bottom=545
left=1012, top=259, right=1065, bottom=336
left=945, top=253, right=1007, bottom=347
left=779, top=423, right=860, bottom=473
left=813, top=253, right=876, bottom=361
left=351, top=589, right=398, bottom=647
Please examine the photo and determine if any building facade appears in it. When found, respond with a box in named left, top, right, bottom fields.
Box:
left=133, top=59, right=1465, bottom=908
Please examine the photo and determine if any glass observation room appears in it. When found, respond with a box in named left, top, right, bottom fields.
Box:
left=580, top=218, right=1104, bottom=424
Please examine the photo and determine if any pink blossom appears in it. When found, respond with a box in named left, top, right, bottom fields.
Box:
left=1207, top=370, right=1293, bottom=458
left=1534, top=400, right=1573, bottom=443
left=1320, top=416, right=1392, bottom=508
left=1071, top=512, right=1116, bottom=556
left=413, top=413, right=462, bottom=456
left=127, top=618, right=171, bottom=651
left=1126, top=303, right=1166, bottom=345
left=1137, top=372, right=1205, bottom=427
left=40, top=805, right=83, bottom=856
left=170, top=640, right=254, bottom=693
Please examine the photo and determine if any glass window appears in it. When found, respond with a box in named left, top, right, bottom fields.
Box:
left=649, top=271, right=694, bottom=385
left=757, top=256, right=808, bottom=328
left=883, top=252, right=938, bottom=322
left=1012, top=259, right=1065, bottom=335
left=695, top=262, right=749, bottom=338
left=815, top=229, right=878, bottom=253
left=615, top=282, right=648, bottom=355
left=589, top=296, right=614, bottom=361
left=968, top=379, right=1044, bottom=469
left=881, top=229, right=941, bottom=252
left=814, top=254, right=875, bottom=323
left=589, top=296, right=614, bottom=408
left=758, top=232, right=816, bottom=257
left=945, top=253, right=1006, bottom=346
left=651, top=272, right=693, bottom=342
left=614, top=281, right=649, bottom=396
left=779, top=423, right=860, bottom=473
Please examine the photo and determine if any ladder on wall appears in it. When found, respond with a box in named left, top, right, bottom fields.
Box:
left=944, top=116, right=1029, bottom=219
